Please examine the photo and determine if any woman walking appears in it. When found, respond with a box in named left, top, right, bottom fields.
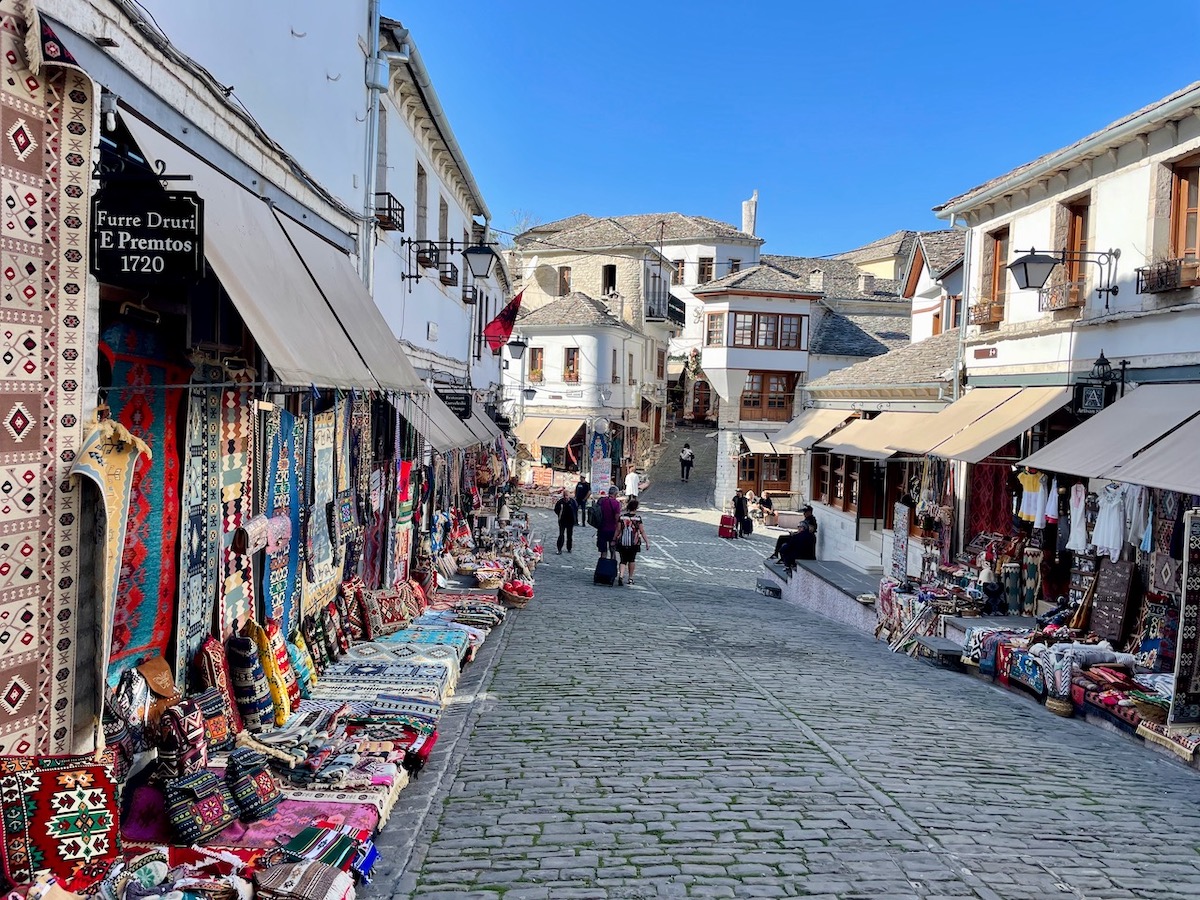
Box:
left=614, top=497, right=650, bottom=586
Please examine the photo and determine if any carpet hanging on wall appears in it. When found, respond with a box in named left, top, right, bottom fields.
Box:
left=175, top=360, right=225, bottom=681
left=1169, top=509, right=1200, bottom=727
left=303, top=409, right=338, bottom=613
left=219, top=369, right=256, bottom=635
left=100, top=321, right=188, bottom=679
left=264, top=409, right=304, bottom=634
left=0, top=5, right=91, bottom=754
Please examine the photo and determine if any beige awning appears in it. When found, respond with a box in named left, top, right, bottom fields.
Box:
left=773, top=409, right=853, bottom=450
left=889, top=387, right=1020, bottom=455
left=537, top=418, right=585, bottom=449
left=274, top=211, right=424, bottom=392
left=1103, top=413, right=1200, bottom=493
left=617, top=418, right=649, bottom=430
left=123, top=114, right=376, bottom=390
left=1020, top=383, right=1200, bottom=478
left=513, top=416, right=552, bottom=447
left=929, top=386, right=1070, bottom=463
left=820, top=413, right=935, bottom=459
left=397, top=393, right=476, bottom=452
left=741, top=433, right=780, bottom=455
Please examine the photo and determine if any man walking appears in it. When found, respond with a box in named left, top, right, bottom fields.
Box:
left=574, top=473, right=591, bottom=526
left=624, top=467, right=641, bottom=499
left=732, top=488, right=750, bottom=539
left=679, top=443, right=695, bottom=482
left=553, top=489, right=577, bottom=554
left=597, top=485, right=622, bottom=559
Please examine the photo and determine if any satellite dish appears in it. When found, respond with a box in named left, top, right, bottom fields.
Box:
left=594, top=417, right=610, bottom=434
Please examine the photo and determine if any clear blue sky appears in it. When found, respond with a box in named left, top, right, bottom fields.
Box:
left=383, top=0, right=1200, bottom=257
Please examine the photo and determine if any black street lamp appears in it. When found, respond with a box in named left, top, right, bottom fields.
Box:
left=1008, top=246, right=1122, bottom=309
left=1091, top=350, right=1130, bottom=397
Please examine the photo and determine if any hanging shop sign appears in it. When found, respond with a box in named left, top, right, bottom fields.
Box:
left=435, top=389, right=472, bottom=420
left=1073, top=382, right=1115, bottom=416
left=90, top=187, right=204, bottom=284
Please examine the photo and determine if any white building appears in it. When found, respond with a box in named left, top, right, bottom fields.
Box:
left=899, top=232, right=966, bottom=343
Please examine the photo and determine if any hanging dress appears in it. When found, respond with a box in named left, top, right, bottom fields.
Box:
left=1091, top=482, right=1126, bottom=562
left=1018, top=471, right=1045, bottom=522
left=1066, top=483, right=1090, bottom=553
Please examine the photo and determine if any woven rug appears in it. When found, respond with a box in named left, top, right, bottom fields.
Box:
left=69, top=422, right=149, bottom=693
left=175, top=360, right=224, bottom=681
left=0, top=8, right=90, bottom=754
left=1137, top=720, right=1200, bottom=761
left=100, top=320, right=188, bottom=676
left=1170, top=509, right=1200, bottom=726
left=219, top=370, right=255, bottom=635
left=303, top=410, right=338, bottom=613
left=265, top=409, right=304, bottom=633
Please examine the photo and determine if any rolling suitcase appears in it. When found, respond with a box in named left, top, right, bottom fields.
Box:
left=719, top=514, right=736, bottom=539
left=741, top=516, right=753, bottom=536
left=594, top=557, right=618, bottom=586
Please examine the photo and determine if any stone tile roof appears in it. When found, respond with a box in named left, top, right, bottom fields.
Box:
left=833, top=230, right=917, bottom=265
left=517, top=292, right=625, bottom=328
left=918, top=230, right=966, bottom=276
left=515, top=212, right=762, bottom=250
left=810, top=313, right=912, bottom=357
left=935, top=80, right=1200, bottom=213
left=807, top=329, right=960, bottom=390
left=762, top=254, right=906, bottom=303
left=692, top=261, right=818, bottom=295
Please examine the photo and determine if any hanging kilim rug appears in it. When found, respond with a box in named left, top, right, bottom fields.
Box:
left=303, top=410, right=338, bottom=613
left=175, top=360, right=224, bottom=681
left=99, top=320, right=188, bottom=679
left=0, top=4, right=90, bottom=754
left=265, top=409, right=304, bottom=633
left=69, top=420, right=149, bottom=698
left=219, top=370, right=255, bottom=635
left=1169, top=509, right=1200, bottom=727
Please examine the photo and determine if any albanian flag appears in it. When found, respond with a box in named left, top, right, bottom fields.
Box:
left=484, top=289, right=524, bottom=353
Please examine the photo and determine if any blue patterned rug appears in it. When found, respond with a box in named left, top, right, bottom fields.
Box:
left=265, top=409, right=304, bottom=634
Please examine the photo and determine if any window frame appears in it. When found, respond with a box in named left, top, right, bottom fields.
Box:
left=656, top=348, right=666, bottom=380
left=611, top=347, right=619, bottom=383
left=729, top=258, right=741, bottom=274
left=1066, top=199, right=1091, bottom=300
left=628, top=352, right=635, bottom=384
left=813, top=452, right=831, bottom=503
left=528, top=347, right=544, bottom=383
left=557, top=266, right=572, bottom=296
left=1172, top=163, right=1200, bottom=261
left=415, top=163, right=428, bottom=241
left=731, top=312, right=756, bottom=347
left=698, top=257, right=714, bottom=282
left=705, top=312, right=726, bottom=347
left=672, top=260, right=686, bottom=285
left=779, top=314, right=803, bottom=350
left=988, top=226, right=1010, bottom=306
left=601, top=264, right=617, bottom=295
left=756, top=313, right=780, bottom=349
left=563, top=346, right=580, bottom=383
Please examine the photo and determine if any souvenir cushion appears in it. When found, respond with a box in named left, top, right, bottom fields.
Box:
left=0, top=753, right=120, bottom=889
left=265, top=617, right=301, bottom=709
left=195, top=687, right=235, bottom=751
left=287, top=640, right=315, bottom=699
left=156, top=698, right=208, bottom=779
left=164, top=771, right=237, bottom=845
left=368, top=590, right=408, bottom=636
left=408, top=578, right=429, bottom=611
left=225, top=635, right=275, bottom=734
left=244, top=620, right=291, bottom=726
left=358, top=590, right=386, bottom=640
left=193, top=635, right=244, bottom=734
left=339, top=579, right=366, bottom=642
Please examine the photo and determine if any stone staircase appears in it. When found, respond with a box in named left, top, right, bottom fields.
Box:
left=841, top=529, right=886, bottom=575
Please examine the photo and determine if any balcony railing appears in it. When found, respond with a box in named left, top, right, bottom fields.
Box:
left=415, top=241, right=440, bottom=269
left=461, top=284, right=477, bottom=305
left=968, top=301, right=1005, bottom=325
left=739, top=400, right=794, bottom=422
left=1039, top=280, right=1087, bottom=312
left=645, top=283, right=671, bottom=321
left=564, top=372, right=579, bottom=384
left=374, top=192, right=405, bottom=232
left=439, top=261, right=459, bottom=287
left=1135, top=258, right=1200, bottom=294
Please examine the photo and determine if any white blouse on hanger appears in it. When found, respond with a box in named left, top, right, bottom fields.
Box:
left=1066, top=483, right=1089, bottom=553
left=1091, top=482, right=1126, bottom=562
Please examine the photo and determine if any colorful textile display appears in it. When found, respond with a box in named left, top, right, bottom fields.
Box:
left=227, top=634, right=275, bottom=734
left=69, top=421, right=150, bottom=692
left=1134, top=592, right=1181, bottom=674
left=225, top=746, right=282, bottom=821
left=254, top=859, right=355, bottom=900
left=99, top=320, right=188, bottom=677
left=0, top=753, right=119, bottom=888
left=305, top=410, right=339, bottom=612
left=1022, top=548, right=1042, bottom=615
left=0, top=10, right=92, bottom=754
left=1137, top=720, right=1200, bottom=760
left=245, top=619, right=292, bottom=726
left=208, top=799, right=378, bottom=849
left=1169, top=509, right=1200, bottom=726
left=176, top=360, right=225, bottom=683
left=196, top=686, right=235, bottom=751
left=265, top=410, right=305, bottom=632
left=194, top=634, right=244, bottom=734
left=165, top=770, right=237, bottom=845
left=219, top=369, right=256, bottom=634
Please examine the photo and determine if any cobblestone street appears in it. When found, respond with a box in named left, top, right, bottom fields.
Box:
left=368, top=432, right=1200, bottom=899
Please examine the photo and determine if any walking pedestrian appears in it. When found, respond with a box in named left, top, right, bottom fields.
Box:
left=732, top=488, right=750, bottom=538
left=553, top=489, right=577, bottom=554
left=615, top=497, right=649, bottom=586
left=597, top=485, right=622, bottom=559
left=679, top=443, right=695, bottom=482
left=574, top=473, right=591, bottom=526
left=624, top=468, right=641, bottom=499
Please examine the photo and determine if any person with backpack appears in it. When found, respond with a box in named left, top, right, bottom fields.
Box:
left=596, top=485, right=623, bottom=559
left=679, top=443, right=695, bottom=482
left=553, top=488, right=577, bottom=554
left=615, top=497, right=649, bottom=586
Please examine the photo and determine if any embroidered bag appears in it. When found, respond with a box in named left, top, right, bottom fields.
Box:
left=195, top=686, right=235, bottom=751
left=226, top=635, right=275, bottom=734
left=253, top=860, right=354, bottom=900
left=225, top=746, right=282, bottom=822
left=0, top=753, right=120, bottom=890
left=339, top=579, right=365, bottom=641
left=102, top=711, right=135, bottom=784
left=244, top=619, right=291, bottom=726
left=164, top=771, right=237, bottom=845
left=156, top=698, right=208, bottom=779
left=302, top=614, right=329, bottom=673
left=193, top=635, right=244, bottom=734
left=110, top=655, right=181, bottom=750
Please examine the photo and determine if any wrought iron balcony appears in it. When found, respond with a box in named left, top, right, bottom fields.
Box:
left=415, top=241, right=440, bottom=269
left=439, top=261, right=459, bottom=287
left=1135, top=258, right=1199, bottom=294
left=374, top=192, right=405, bottom=232
left=1039, top=280, right=1087, bottom=312
left=462, top=284, right=477, bottom=305
left=968, top=301, right=1005, bottom=325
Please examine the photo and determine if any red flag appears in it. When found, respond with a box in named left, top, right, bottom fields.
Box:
left=484, top=289, right=523, bottom=353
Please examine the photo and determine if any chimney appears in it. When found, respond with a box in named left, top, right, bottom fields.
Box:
left=741, top=189, right=758, bottom=236
left=858, top=272, right=875, bottom=293
left=808, top=268, right=824, bottom=291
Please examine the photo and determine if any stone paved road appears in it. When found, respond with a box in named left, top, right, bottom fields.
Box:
left=367, top=431, right=1200, bottom=899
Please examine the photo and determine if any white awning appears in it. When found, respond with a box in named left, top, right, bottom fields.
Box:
left=1020, top=383, right=1200, bottom=478
left=888, top=387, right=1020, bottom=455
left=513, top=416, right=552, bottom=447
left=741, top=433, right=781, bottom=456
left=123, top=114, right=376, bottom=389
left=274, top=211, right=424, bottom=392
left=930, top=387, right=1070, bottom=463
left=1104, top=413, right=1200, bottom=493
left=773, top=409, right=853, bottom=450
left=466, top=410, right=501, bottom=444
left=396, top=394, right=476, bottom=452
left=819, top=413, right=936, bottom=459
